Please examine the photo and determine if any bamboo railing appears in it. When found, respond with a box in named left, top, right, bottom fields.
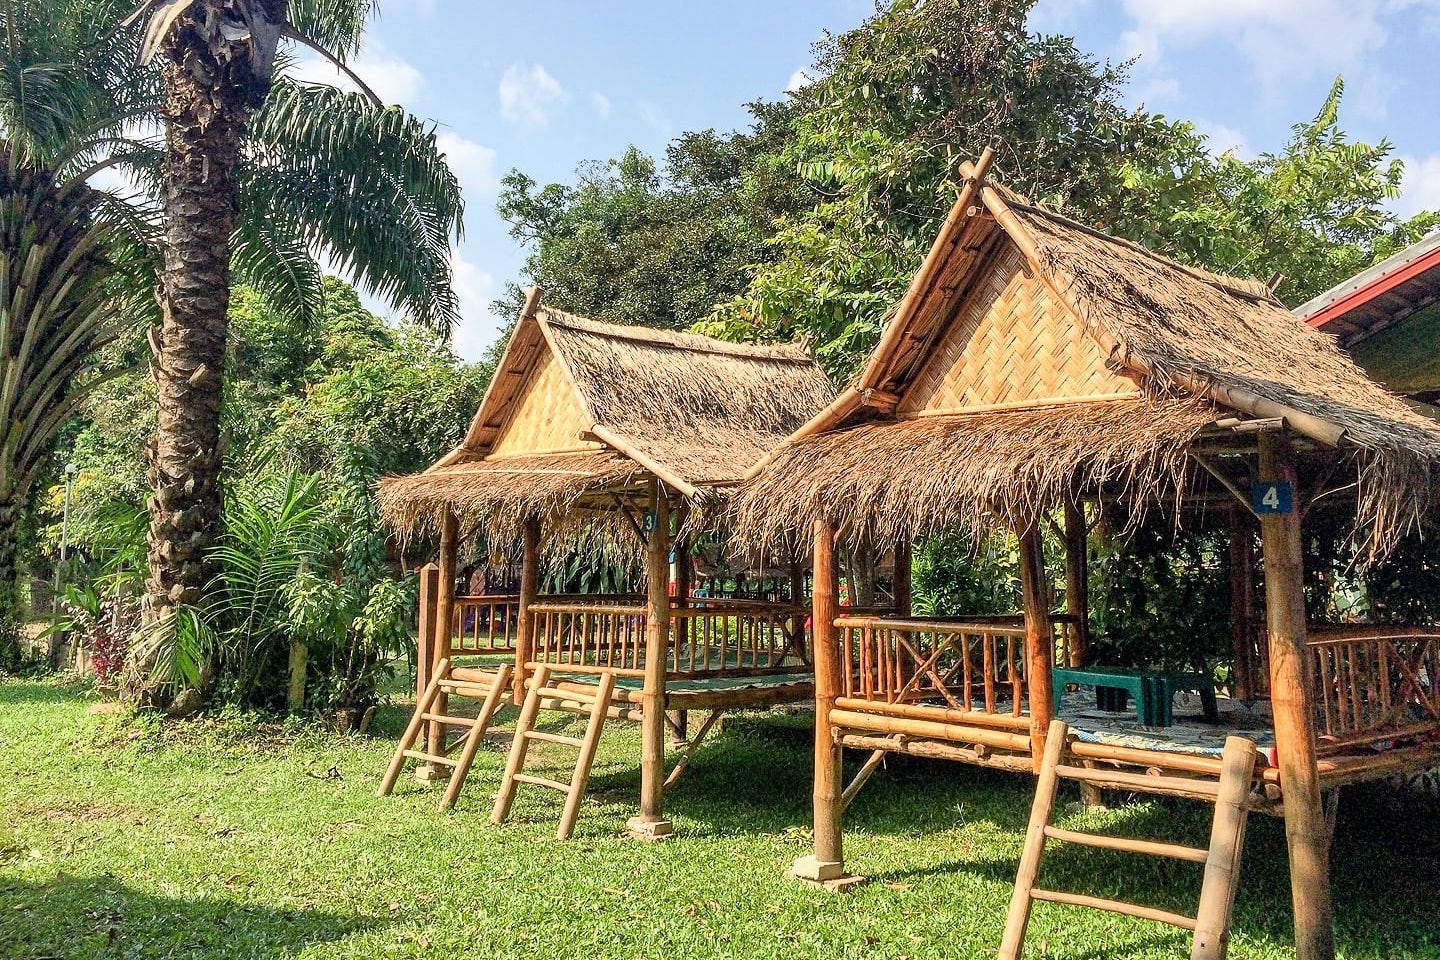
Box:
left=1307, top=626, right=1440, bottom=749
left=669, top=600, right=807, bottom=678
left=528, top=602, right=649, bottom=676
left=835, top=616, right=1032, bottom=715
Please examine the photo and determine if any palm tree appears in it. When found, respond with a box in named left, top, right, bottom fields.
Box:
left=0, top=2, right=462, bottom=681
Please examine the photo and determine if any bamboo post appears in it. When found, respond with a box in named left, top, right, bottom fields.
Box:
left=1018, top=521, right=1053, bottom=772
left=1062, top=501, right=1089, bottom=668
left=421, top=512, right=458, bottom=780
left=415, top=564, right=438, bottom=701
left=628, top=481, right=674, bottom=840
left=1228, top=506, right=1258, bottom=700
left=1257, top=430, right=1334, bottom=960
left=793, top=517, right=853, bottom=885
left=893, top=539, right=912, bottom=616
left=670, top=534, right=691, bottom=745
left=513, top=518, right=541, bottom=702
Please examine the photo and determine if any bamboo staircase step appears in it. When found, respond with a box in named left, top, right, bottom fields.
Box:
left=376, top=659, right=515, bottom=812
left=492, top=666, right=618, bottom=840
left=999, top=719, right=1257, bottom=960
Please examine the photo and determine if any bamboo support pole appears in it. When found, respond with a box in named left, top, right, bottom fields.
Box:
left=1258, top=431, right=1334, bottom=960
left=1228, top=507, right=1258, bottom=700
left=513, top=519, right=541, bottom=702
left=1062, top=501, right=1090, bottom=668
left=1018, top=523, right=1054, bottom=771
left=629, top=481, right=674, bottom=839
left=793, top=516, right=848, bottom=883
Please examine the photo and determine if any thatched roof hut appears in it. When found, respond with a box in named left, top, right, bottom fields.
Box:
left=733, top=159, right=1440, bottom=552
left=380, top=293, right=835, bottom=540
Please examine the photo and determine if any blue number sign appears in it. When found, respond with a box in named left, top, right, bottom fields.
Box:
left=1251, top=481, right=1293, bottom=515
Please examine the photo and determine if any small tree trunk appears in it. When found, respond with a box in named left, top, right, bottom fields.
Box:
left=0, top=495, right=24, bottom=670
left=287, top=639, right=308, bottom=711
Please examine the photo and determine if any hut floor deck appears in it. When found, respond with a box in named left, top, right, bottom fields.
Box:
left=449, top=662, right=815, bottom=711
left=1060, top=689, right=1280, bottom=763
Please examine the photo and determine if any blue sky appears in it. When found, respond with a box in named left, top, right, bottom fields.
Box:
left=292, top=0, right=1440, bottom=362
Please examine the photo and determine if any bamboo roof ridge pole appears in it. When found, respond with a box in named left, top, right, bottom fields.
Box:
left=793, top=516, right=858, bottom=887
left=513, top=518, right=542, bottom=703
left=1258, top=430, right=1334, bottom=960
left=1018, top=522, right=1054, bottom=772
left=628, top=480, right=675, bottom=840
left=421, top=510, right=458, bottom=782
left=1062, top=502, right=1089, bottom=668
left=860, top=146, right=997, bottom=389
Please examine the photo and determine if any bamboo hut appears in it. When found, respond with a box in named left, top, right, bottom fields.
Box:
left=733, top=155, right=1440, bottom=958
left=378, top=290, right=835, bottom=838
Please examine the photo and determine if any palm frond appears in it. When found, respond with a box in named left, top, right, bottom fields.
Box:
left=244, top=80, right=463, bottom=335
left=286, top=0, right=379, bottom=62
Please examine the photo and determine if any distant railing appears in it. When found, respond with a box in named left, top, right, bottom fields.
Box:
left=529, top=602, right=649, bottom=676
left=450, top=595, right=521, bottom=655
left=669, top=601, right=807, bottom=678
left=1307, top=626, right=1440, bottom=747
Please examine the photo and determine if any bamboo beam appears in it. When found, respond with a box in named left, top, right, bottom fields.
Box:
left=1062, top=501, right=1089, bottom=668
left=1258, top=430, right=1334, bottom=960
left=586, top=424, right=701, bottom=501
left=513, top=519, right=541, bottom=702
left=629, top=481, right=674, bottom=840
left=793, top=516, right=849, bottom=884
left=415, top=563, right=438, bottom=702
left=1018, top=522, right=1053, bottom=771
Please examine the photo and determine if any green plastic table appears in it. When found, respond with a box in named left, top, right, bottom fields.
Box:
left=1052, top=666, right=1218, bottom=727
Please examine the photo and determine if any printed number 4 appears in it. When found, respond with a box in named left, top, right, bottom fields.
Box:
left=1261, top=485, right=1281, bottom=509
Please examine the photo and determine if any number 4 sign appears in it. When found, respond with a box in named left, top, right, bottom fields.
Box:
left=1251, top=481, right=1293, bottom=514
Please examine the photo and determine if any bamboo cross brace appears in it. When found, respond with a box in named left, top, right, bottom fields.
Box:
left=893, top=631, right=967, bottom=709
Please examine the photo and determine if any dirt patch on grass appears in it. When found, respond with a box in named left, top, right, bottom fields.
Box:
left=30, top=801, right=150, bottom=826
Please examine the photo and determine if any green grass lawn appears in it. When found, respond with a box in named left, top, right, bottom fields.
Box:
left=1, top=677, right=1437, bottom=959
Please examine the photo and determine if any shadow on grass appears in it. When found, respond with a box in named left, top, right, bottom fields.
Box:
left=0, top=678, right=93, bottom=707
left=0, top=872, right=375, bottom=959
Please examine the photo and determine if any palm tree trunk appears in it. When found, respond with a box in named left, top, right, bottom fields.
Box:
left=144, top=4, right=281, bottom=627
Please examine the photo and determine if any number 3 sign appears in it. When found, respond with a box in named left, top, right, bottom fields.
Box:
left=1251, top=481, right=1293, bottom=514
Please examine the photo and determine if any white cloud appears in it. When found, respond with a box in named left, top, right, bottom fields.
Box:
left=1113, top=0, right=1423, bottom=106
left=449, top=251, right=501, bottom=362
left=786, top=68, right=813, bottom=93
left=498, top=63, right=566, bottom=128
left=287, top=43, right=424, bottom=105
left=590, top=91, right=611, bottom=118
left=436, top=131, right=499, bottom=202
left=1396, top=154, right=1440, bottom=218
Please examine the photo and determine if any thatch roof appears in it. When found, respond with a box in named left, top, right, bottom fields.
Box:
left=380, top=293, right=834, bottom=540
left=733, top=156, right=1440, bottom=551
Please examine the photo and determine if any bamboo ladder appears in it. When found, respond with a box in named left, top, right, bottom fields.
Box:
left=491, top=665, right=619, bottom=840
left=376, top=658, right=515, bottom=810
left=1000, top=719, right=1257, bottom=960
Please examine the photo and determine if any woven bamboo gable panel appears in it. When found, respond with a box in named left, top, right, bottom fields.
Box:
left=896, top=244, right=1134, bottom=416
left=489, top=347, right=598, bottom=456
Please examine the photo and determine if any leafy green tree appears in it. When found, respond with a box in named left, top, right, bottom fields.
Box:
left=702, top=0, right=1192, bottom=375
left=1110, top=79, right=1440, bottom=305
left=496, top=100, right=808, bottom=329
